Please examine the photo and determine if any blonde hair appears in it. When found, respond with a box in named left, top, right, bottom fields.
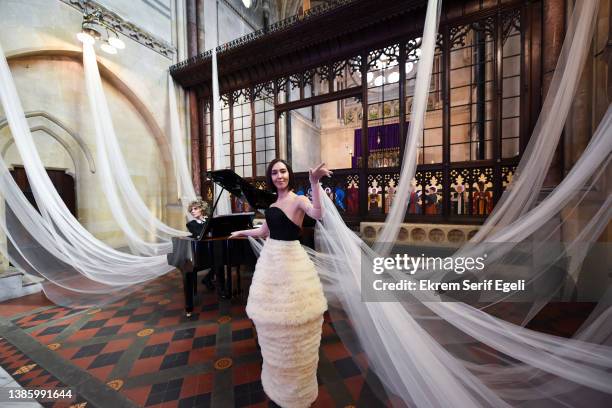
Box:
left=188, top=199, right=209, bottom=214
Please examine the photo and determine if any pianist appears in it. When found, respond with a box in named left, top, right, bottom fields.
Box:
left=186, top=200, right=215, bottom=291
left=186, top=199, right=209, bottom=237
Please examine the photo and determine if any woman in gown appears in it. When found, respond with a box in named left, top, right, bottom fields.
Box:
left=230, top=159, right=331, bottom=407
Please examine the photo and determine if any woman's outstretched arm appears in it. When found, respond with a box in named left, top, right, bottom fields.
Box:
left=229, top=221, right=269, bottom=238
left=300, top=163, right=332, bottom=220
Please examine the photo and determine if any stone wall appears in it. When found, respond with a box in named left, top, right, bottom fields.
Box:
left=319, top=100, right=358, bottom=170
left=202, top=0, right=270, bottom=51
left=0, top=0, right=184, bottom=249
left=289, top=111, right=321, bottom=172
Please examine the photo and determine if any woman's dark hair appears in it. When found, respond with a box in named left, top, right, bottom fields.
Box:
left=266, top=158, right=295, bottom=193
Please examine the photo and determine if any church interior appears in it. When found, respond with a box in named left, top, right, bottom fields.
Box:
left=0, top=0, right=610, bottom=407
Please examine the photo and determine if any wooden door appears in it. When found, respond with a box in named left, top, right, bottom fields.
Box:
left=10, top=166, right=77, bottom=216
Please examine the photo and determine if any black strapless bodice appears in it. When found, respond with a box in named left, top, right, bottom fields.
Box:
left=265, top=207, right=301, bottom=241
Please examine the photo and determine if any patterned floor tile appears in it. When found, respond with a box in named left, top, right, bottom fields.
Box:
left=1, top=270, right=595, bottom=408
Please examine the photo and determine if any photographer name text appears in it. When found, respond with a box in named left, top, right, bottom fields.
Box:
left=373, top=279, right=525, bottom=293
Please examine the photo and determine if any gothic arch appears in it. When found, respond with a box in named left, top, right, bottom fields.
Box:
left=0, top=111, right=96, bottom=175
left=3, top=48, right=175, bottom=201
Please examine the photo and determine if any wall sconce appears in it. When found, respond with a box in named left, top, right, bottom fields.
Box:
left=77, top=8, right=125, bottom=54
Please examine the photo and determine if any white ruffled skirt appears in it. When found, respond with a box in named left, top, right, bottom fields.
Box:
left=246, top=238, right=328, bottom=408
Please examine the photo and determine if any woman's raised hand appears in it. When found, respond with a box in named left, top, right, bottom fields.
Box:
left=309, top=163, right=333, bottom=184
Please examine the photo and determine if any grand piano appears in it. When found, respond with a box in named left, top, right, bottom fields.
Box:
left=167, top=170, right=278, bottom=317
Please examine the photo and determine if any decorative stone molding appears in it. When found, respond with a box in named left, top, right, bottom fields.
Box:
left=360, top=222, right=480, bottom=247
left=0, top=111, right=96, bottom=174
left=60, top=0, right=175, bottom=58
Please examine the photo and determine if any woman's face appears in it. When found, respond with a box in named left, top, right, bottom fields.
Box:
left=190, top=206, right=203, bottom=219
left=271, top=161, right=290, bottom=192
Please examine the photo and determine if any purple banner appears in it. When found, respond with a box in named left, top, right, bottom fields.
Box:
left=352, top=123, right=405, bottom=168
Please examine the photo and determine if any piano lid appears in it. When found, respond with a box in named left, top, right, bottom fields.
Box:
left=206, top=169, right=276, bottom=209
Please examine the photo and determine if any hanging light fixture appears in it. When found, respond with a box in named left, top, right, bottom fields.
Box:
left=108, top=36, right=125, bottom=50
left=77, top=11, right=102, bottom=45
left=77, top=8, right=126, bottom=54
left=101, top=42, right=118, bottom=54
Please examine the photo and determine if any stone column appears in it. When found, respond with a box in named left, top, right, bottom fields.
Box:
left=592, top=0, right=611, bottom=246
left=186, top=0, right=198, bottom=57
left=563, top=1, right=612, bottom=298
left=563, top=2, right=592, bottom=175
left=594, top=0, right=611, bottom=122
left=563, top=0, right=610, bottom=173
left=186, top=0, right=201, bottom=195
left=196, top=0, right=205, bottom=53
left=542, top=0, right=565, bottom=187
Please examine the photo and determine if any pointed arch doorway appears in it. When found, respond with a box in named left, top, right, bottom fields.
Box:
left=10, top=166, right=77, bottom=216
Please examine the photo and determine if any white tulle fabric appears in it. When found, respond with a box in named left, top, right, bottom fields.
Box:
left=469, top=0, right=602, bottom=245
left=0, top=41, right=176, bottom=306
left=0, top=0, right=610, bottom=404
left=0, top=38, right=231, bottom=305
left=168, top=74, right=198, bottom=208
left=211, top=48, right=232, bottom=215
left=373, top=0, right=441, bottom=255
left=82, top=42, right=189, bottom=256
left=250, top=0, right=612, bottom=406
left=313, top=182, right=612, bottom=406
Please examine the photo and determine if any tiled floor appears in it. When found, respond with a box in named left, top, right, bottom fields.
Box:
left=0, top=340, right=88, bottom=407
left=0, top=270, right=595, bottom=408
left=0, top=364, right=44, bottom=408
left=0, top=292, right=54, bottom=317
left=0, top=271, right=394, bottom=407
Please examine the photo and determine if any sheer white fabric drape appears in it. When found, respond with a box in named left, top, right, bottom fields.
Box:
left=82, top=42, right=189, bottom=256
left=252, top=0, right=612, bottom=406
left=211, top=48, right=232, bottom=215
left=0, top=41, right=174, bottom=306
left=168, top=75, right=198, bottom=208
left=373, top=0, right=441, bottom=255
left=1, top=0, right=611, bottom=404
